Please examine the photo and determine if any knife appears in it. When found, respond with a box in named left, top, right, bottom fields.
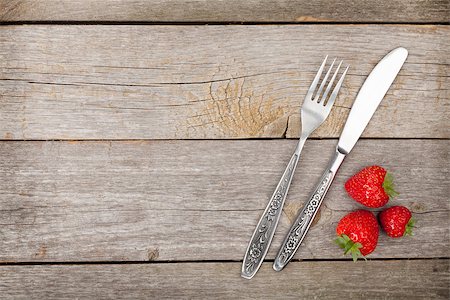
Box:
left=273, top=47, right=408, bottom=271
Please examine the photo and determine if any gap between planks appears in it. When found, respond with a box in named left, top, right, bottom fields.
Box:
left=1, top=21, right=450, bottom=25
left=0, top=257, right=448, bottom=266
left=0, top=138, right=449, bottom=142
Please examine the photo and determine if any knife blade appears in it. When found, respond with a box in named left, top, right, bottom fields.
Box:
left=338, top=47, right=408, bottom=154
left=273, top=47, right=408, bottom=271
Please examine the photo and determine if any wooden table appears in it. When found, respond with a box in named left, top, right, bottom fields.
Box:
left=0, top=1, right=449, bottom=299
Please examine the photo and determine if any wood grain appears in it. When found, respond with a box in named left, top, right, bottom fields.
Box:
left=0, top=139, right=447, bottom=262
left=0, top=25, right=448, bottom=140
left=0, top=0, right=449, bottom=23
left=0, top=260, right=448, bottom=299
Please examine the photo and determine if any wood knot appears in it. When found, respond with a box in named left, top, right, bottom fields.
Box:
left=34, top=244, right=47, bottom=259
left=185, top=78, right=287, bottom=138
left=147, top=248, right=159, bottom=261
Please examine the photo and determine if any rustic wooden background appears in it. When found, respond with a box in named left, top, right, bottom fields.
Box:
left=0, top=1, right=449, bottom=299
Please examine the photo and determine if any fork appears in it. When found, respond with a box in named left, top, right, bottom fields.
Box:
left=241, top=57, right=349, bottom=279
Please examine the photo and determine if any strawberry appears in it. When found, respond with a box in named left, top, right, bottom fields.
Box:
left=335, top=210, right=379, bottom=261
left=379, top=206, right=415, bottom=238
left=345, top=165, right=398, bottom=208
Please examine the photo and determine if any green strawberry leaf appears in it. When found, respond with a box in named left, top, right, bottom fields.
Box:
left=404, top=217, right=416, bottom=236
left=334, top=236, right=347, bottom=248
left=334, top=234, right=365, bottom=262
left=383, top=172, right=399, bottom=198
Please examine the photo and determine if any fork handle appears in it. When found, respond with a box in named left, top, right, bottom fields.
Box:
left=273, top=150, right=346, bottom=271
left=241, top=149, right=301, bottom=279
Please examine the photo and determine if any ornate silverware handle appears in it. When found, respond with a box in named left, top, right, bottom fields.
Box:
left=241, top=151, right=300, bottom=279
left=273, top=150, right=346, bottom=271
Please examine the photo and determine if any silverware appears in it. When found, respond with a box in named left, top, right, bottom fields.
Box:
left=241, top=57, right=349, bottom=279
left=273, top=47, right=408, bottom=271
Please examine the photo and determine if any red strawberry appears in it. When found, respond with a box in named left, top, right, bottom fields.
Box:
left=335, top=210, right=379, bottom=261
left=345, top=165, right=398, bottom=208
left=379, top=206, right=415, bottom=238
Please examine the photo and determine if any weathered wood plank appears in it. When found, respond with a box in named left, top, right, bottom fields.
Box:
left=0, top=0, right=449, bottom=23
left=0, top=260, right=448, bottom=299
left=0, top=140, right=447, bottom=262
left=0, top=25, right=448, bottom=140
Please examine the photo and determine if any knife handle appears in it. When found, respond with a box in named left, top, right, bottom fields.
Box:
left=273, top=150, right=346, bottom=271
left=241, top=151, right=300, bottom=279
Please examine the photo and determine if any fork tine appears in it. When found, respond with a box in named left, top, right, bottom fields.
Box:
left=325, top=65, right=349, bottom=109
left=306, top=56, right=328, bottom=100
left=320, top=60, right=342, bottom=105
left=314, top=58, right=336, bottom=103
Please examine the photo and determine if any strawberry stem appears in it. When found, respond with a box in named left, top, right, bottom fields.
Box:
left=382, top=172, right=399, bottom=198
left=334, top=234, right=364, bottom=262
left=404, top=217, right=416, bottom=236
